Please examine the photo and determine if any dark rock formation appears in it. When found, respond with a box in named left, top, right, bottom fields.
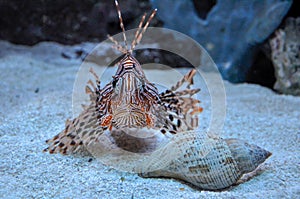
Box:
left=269, top=17, right=300, bottom=96
left=0, top=0, right=153, bottom=45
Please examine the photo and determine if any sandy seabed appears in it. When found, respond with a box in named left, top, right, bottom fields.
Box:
left=0, top=41, right=299, bottom=199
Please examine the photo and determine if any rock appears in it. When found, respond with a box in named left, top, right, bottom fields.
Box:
left=0, top=0, right=149, bottom=45
left=269, top=17, right=300, bottom=96
left=151, top=0, right=292, bottom=82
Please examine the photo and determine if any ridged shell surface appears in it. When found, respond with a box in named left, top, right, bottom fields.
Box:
left=140, top=133, right=271, bottom=190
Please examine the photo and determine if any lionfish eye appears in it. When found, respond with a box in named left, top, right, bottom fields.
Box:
left=112, top=78, right=118, bottom=88
left=140, top=84, right=145, bottom=92
left=140, top=80, right=146, bottom=91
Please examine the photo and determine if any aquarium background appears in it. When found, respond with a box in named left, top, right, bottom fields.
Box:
left=0, top=0, right=299, bottom=91
left=0, top=1, right=299, bottom=198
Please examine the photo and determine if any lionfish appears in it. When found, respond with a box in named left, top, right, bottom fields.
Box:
left=44, top=0, right=202, bottom=155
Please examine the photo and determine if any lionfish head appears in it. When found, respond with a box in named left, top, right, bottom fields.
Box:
left=108, top=53, right=160, bottom=129
left=96, top=1, right=159, bottom=130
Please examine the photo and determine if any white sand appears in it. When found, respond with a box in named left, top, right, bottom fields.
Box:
left=0, top=41, right=299, bottom=198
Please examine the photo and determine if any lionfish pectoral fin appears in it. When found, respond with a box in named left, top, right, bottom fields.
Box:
left=185, top=69, right=196, bottom=88
left=85, top=85, right=93, bottom=95
left=191, top=107, right=203, bottom=115
left=158, top=69, right=202, bottom=132
left=170, top=69, right=197, bottom=91
left=44, top=105, right=102, bottom=155
left=43, top=127, right=84, bottom=155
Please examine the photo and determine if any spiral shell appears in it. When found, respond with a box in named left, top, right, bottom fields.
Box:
left=139, top=133, right=272, bottom=190
left=82, top=129, right=271, bottom=190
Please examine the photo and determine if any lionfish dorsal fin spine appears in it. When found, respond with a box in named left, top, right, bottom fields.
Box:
left=107, top=34, right=127, bottom=54
left=114, top=0, right=128, bottom=51
left=131, top=9, right=157, bottom=52
left=109, top=1, right=157, bottom=55
left=130, top=13, right=147, bottom=54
